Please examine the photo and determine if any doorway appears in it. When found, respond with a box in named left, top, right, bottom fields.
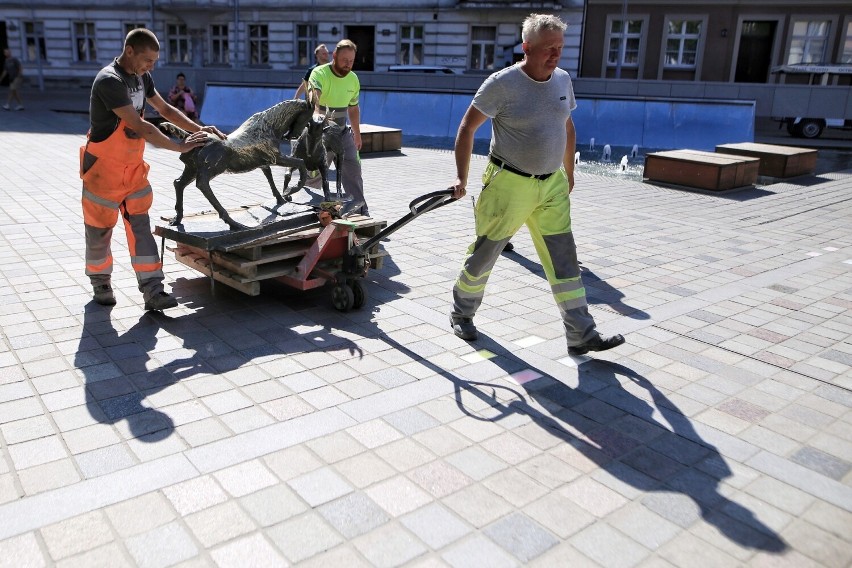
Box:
left=344, top=25, right=375, bottom=71
left=735, top=21, right=776, bottom=83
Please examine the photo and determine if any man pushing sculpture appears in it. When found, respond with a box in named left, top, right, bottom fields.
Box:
left=80, top=28, right=226, bottom=310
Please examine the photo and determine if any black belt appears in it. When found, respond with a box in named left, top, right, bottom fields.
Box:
left=490, top=156, right=554, bottom=180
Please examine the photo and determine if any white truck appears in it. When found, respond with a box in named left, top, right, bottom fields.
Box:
left=771, top=64, right=852, bottom=138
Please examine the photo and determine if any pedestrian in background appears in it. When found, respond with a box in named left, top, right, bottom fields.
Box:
left=167, top=72, right=198, bottom=120
left=448, top=13, right=625, bottom=355
left=1, top=47, right=25, bottom=111
left=294, top=44, right=329, bottom=100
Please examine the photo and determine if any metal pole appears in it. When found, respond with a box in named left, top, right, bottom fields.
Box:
left=614, top=0, right=628, bottom=79
left=233, top=0, right=240, bottom=66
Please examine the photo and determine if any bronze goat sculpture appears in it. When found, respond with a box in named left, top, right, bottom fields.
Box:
left=281, top=114, right=346, bottom=204
left=158, top=99, right=313, bottom=230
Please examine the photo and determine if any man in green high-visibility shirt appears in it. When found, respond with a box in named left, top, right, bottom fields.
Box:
left=308, top=39, right=368, bottom=217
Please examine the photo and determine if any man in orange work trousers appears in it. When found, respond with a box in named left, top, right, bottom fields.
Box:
left=80, top=28, right=226, bottom=310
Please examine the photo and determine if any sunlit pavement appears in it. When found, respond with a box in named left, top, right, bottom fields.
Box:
left=0, top=91, right=850, bottom=567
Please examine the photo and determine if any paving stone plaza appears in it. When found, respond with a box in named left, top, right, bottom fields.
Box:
left=0, top=95, right=850, bottom=567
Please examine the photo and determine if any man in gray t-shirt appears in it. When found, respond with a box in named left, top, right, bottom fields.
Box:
left=448, top=13, right=624, bottom=356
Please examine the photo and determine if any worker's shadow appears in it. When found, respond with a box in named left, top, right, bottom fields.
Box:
left=74, top=284, right=366, bottom=442
left=503, top=249, right=649, bottom=319
left=380, top=331, right=785, bottom=553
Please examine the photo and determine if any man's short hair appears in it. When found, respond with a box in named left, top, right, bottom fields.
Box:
left=521, top=14, right=567, bottom=43
left=335, top=39, right=357, bottom=53
left=314, top=44, right=327, bottom=55
left=125, top=28, right=160, bottom=52
left=176, top=72, right=186, bottom=79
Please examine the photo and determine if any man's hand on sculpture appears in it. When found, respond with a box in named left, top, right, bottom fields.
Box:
left=200, top=125, right=227, bottom=140
left=180, top=131, right=209, bottom=152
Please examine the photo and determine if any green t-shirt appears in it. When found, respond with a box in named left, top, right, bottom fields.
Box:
left=308, top=63, right=359, bottom=126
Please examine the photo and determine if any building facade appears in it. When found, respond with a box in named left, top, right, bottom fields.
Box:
left=581, top=0, right=852, bottom=85
left=0, top=1, right=584, bottom=88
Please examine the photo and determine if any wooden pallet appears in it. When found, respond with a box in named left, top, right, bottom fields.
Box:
left=156, top=204, right=387, bottom=296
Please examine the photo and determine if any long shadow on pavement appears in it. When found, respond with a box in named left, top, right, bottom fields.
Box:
left=74, top=281, right=371, bottom=443
left=378, top=329, right=787, bottom=553
left=501, top=249, right=650, bottom=320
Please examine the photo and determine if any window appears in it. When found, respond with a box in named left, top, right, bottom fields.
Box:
left=788, top=20, right=830, bottom=64
left=843, top=21, right=852, bottom=63
left=470, top=26, right=496, bottom=70
left=248, top=24, right=268, bottom=65
left=399, top=25, right=423, bottom=65
left=608, top=19, right=643, bottom=66
left=167, top=24, right=191, bottom=63
left=210, top=24, right=230, bottom=64
left=123, top=22, right=147, bottom=37
left=664, top=19, right=702, bottom=67
left=74, top=21, right=97, bottom=62
left=297, top=24, right=318, bottom=66
left=24, top=21, right=47, bottom=62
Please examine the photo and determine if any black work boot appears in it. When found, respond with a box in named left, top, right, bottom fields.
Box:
left=450, top=315, right=478, bottom=341
left=568, top=334, right=625, bottom=356
left=144, top=292, right=178, bottom=311
left=93, top=284, right=116, bottom=306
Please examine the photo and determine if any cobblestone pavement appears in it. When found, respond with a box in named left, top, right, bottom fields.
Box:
left=0, top=99, right=850, bottom=567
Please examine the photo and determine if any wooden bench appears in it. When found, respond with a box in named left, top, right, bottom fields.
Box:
left=359, top=124, right=402, bottom=153
left=643, top=149, right=759, bottom=191
left=714, top=142, right=817, bottom=178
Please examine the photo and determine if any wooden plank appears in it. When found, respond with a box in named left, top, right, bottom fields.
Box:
left=174, top=249, right=261, bottom=296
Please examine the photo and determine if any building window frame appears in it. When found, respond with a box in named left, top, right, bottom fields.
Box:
left=297, top=24, right=318, bottom=67
left=248, top=24, right=269, bottom=66
left=470, top=25, right=496, bottom=70
left=399, top=24, right=423, bottom=65
left=167, top=23, right=191, bottom=64
left=123, top=22, right=147, bottom=37
left=660, top=15, right=707, bottom=73
left=786, top=16, right=836, bottom=65
left=842, top=17, right=852, bottom=64
left=602, top=14, right=649, bottom=76
left=209, top=24, right=230, bottom=65
left=23, top=21, right=47, bottom=63
left=73, top=21, right=97, bottom=63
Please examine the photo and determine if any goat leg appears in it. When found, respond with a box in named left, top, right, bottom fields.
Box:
left=170, top=166, right=196, bottom=226
left=196, top=172, right=249, bottom=231
left=319, top=162, right=332, bottom=202
left=260, top=166, right=285, bottom=204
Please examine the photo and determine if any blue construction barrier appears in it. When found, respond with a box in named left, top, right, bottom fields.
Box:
left=200, top=84, right=754, bottom=150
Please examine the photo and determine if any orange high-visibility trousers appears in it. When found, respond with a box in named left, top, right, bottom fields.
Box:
left=80, top=118, right=164, bottom=297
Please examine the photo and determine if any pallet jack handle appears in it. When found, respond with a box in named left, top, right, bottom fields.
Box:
left=351, top=189, right=457, bottom=255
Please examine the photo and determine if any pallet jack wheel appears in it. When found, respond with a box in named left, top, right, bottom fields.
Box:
left=331, top=284, right=355, bottom=311
left=350, top=279, right=367, bottom=309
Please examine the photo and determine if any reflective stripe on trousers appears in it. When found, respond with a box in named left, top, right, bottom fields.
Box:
left=80, top=119, right=164, bottom=295
left=451, top=161, right=598, bottom=345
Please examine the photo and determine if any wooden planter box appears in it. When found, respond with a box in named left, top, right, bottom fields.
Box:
left=360, top=124, right=402, bottom=153
left=715, top=142, right=817, bottom=178
left=644, top=149, right=759, bottom=191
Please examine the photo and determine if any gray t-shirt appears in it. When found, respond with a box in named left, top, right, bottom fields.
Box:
left=472, top=63, right=577, bottom=175
left=89, top=58, right=156, bottom=142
